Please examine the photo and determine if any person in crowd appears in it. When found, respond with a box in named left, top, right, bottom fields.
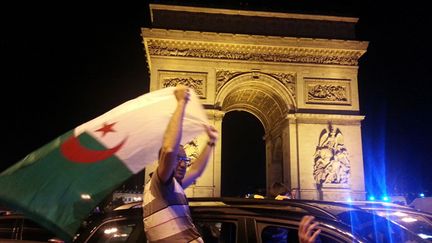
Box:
left=270, top=182, right=292, bottom=200
left=143, top=85, right=218, bottom=242
left=291, top=187, right=299, bottom=199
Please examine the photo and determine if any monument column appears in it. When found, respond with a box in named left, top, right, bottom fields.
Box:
left=208, top=109, right=224, bottom=197
left=284, top=115, right=300, bottom=194
left=263, top=132, right=273, bottom=195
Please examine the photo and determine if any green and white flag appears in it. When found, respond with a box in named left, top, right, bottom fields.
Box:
left=0, top=87, right=208, bottom=242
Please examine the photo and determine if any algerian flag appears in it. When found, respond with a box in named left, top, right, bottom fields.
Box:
left=0, top=87, right=208, bottom=242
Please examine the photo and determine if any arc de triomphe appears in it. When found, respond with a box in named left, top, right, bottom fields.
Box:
left=142, top=4, right=368, bottom=201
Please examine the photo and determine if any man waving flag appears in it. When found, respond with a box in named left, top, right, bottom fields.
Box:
left=0, top=87, right=209, bottom=242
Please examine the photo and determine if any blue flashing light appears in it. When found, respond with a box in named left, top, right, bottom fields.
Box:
left=420, top=193, right=425, bottom=198
left=368, top=196, right=376, bottom=201
left=347, top=198, right=353, bottom=202
left=382, top=196, right=389, bottom=201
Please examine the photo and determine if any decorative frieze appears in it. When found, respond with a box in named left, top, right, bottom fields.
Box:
left=305, top=78, right=351, bottom=105
left=216, top=70, right=246, bottom=92
left=158, top=71, right=207, bottom=98
left=216, top=70, right=296, bottom=98
left=268, top=72, right=296, bottom=97
left=286, top=113, right=364, bottom=125
left=147, top=39, right=364, bottom=66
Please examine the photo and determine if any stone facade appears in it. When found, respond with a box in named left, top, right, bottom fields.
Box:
left=142, top=4, right=368, bottom=200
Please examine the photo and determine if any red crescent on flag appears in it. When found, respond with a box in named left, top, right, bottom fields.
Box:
left=60, top=135, right=127, bottom=163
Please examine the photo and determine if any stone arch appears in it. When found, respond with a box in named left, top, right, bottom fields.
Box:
left=215, top=72, right=296, bottom=131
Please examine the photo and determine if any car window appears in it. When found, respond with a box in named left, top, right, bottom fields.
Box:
left=261, top=226, right=291, bottom=242
left=195, top=221, right=237, bottom=243
left=0, top=218, right=19, bottom=239
left=260, top=225, right=345, bottom=243
left=374, top=210, right=432, bottom=240
left=86, top=219, right=144, bottom=243
left=337, top=210, right=424, bottom=242
left=21, top=218, right=61, bottom=242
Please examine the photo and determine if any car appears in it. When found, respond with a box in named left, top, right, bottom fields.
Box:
left=0, top=211, right=64, bottom=242
left=340, top=200, right=432, bottom=241
left=410, top=197, right=432, bottom=214
left=73, top=197, right=427, bottom=242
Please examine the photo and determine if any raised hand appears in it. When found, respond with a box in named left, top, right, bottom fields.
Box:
left=174, top=85, right=190, bottom=103
left=298, top=215, right=321, bottom=243
left=205, top=125, right=219, bottom=143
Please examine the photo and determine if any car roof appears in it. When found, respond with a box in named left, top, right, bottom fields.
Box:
left=0, top=212, right=27, bottom=218
left=112, top=197, right=365, bottom=222
left=340, top=200, right=432, bottom=216
left=0, top=241, right=50, bottom=243
left=337, top=200, right=411, bottom=208
left=194, top=197, right=362, bottom=216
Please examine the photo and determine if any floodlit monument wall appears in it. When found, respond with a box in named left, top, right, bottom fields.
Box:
left=142, top=4, right=368, bottom=200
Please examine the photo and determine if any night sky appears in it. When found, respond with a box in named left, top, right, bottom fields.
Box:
left=3, top=1, right=432, bottom=197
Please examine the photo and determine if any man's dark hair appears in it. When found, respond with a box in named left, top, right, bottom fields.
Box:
left=270, top=182, right=290, bottom=197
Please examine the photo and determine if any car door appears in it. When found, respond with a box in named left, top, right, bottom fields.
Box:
left=192, top=213, right=248, bottom=243
left=253, top=218, right=362, bottom=243
left=20, top=218, right=63, bottom=242
left=81, top=218, right=144, bottom=243
left=0, top=216, right=20, bottom=240
left=194, top=220, right=238, bottom=242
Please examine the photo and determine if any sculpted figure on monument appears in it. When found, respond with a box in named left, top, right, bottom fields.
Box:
left=313, top=123, right=350, bottom=185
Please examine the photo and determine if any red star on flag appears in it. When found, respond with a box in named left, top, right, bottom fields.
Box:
left=95, top=122, right=117, bottom=137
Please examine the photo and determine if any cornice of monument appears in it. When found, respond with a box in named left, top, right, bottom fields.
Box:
left=143, top=28, right=368, bottom=66
left=150, top=4, right=359, bottom=23
left=286, top=113, right=365, bottom=124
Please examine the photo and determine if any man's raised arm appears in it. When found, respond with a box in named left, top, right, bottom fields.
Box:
left=182, top=125, right=218, bottom=188
left=157, top=86, right=190, bottom=183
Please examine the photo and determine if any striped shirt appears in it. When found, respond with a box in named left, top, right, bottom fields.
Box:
left=143, top=173, right=203, bottom=243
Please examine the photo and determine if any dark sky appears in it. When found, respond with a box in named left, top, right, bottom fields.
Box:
left=3, top=1, right=432, bottom=196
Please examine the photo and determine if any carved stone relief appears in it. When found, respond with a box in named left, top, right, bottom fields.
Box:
left=269, top=72, right=296, bottom=98
left=159, top=71, right=207, bottom=98
left=305, top=78, right=351, bottom=105
left=184, top=139, right=200, bottom=161
left=313, top=123, right=350, bottom=186
left=184, top=139, right=200, bottom=185
left=216, top=70, right=296, bottom=98
left=216, top=70, right=245, bottom=92
left=147, top=39, right=363, bottom=66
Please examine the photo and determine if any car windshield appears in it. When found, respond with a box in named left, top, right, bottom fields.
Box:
left=340, top=201, right=432, bottom=241
left=337, top=210, right=424, bottom=242
left=374, top=210, right=432, bottom=241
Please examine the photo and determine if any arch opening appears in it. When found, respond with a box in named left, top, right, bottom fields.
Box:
left=216, top=72, right=295, bottom=131
left=221, top=111, right=266, bottom=197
